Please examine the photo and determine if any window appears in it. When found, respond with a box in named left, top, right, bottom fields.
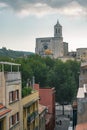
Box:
left=58, top=28, right=60, bottom=33
left=9, top=91, right=13, bottom=102
left=55, top=28, right=57, bottom=33
left=44, top=45, right=48, bottom=50
left=9, top=112, right=19, bottom=128
left=16, top=112, right=19, bottom=122
left=15, top=90, right=19, bottom=100
left=9, top=90, right=19, bottom=103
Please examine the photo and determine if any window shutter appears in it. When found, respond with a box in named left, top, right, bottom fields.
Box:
left=17, top=112, right=19, bottom=121
left=17, top=90, right=19, bottom=100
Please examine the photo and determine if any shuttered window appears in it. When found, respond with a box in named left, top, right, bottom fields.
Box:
left=9, top=90, right=19, bottom=103
left=9, top=112, right=19, bottom=128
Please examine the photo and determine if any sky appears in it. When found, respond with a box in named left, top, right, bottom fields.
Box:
left=0, top=0, right=87, bottom=53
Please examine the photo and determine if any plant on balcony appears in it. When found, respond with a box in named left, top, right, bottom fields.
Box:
left=22, top=87, right=32, bottom=97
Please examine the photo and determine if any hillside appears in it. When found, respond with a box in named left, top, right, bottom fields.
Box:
left=0, top=47, right=34, bottom=58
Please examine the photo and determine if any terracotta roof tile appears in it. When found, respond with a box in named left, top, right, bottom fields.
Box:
left=0, top=104, right=11, bottom=118
left=0, top=104, right=4, bottom=109
left=38, top=104, right=46, bottom=114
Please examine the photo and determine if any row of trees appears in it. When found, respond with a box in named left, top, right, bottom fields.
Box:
left=0, top=54, right=80, bottom=105
left=16, top=54, right=80, bottom=104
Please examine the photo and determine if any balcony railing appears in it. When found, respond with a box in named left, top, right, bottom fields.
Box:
left=27, top=111, right=39, bottom=123
left=34, top=111, right=38, bottom=118
left=27, top=113, right=35, bottom=123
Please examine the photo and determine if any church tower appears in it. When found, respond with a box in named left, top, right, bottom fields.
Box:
left=54, top=20, right=62, bottom=38
left=35, top=20, right=68, bottom=59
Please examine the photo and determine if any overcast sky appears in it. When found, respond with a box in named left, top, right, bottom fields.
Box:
left=0, top=0, right=87, bottom=52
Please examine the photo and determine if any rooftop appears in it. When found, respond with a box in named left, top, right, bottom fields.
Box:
left=0, top=61, right=21, bottom=66
left=38, top=104, right=46, bottom=114
left=0, top=61, right=21, bottom=72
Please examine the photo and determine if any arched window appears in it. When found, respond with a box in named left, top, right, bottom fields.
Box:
left=55, top=28, right=57, bottom=34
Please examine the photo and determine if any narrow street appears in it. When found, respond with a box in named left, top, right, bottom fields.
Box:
left=55, top=115, right=70, bottom=130
left=55, top=104, right=73, bottom=130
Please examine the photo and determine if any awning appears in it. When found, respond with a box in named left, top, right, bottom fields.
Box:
left=0, top=104, right=11, bottom=119
left=23, top=98, right=39, bottom=108
left=38, top=104, right=46, bottom=114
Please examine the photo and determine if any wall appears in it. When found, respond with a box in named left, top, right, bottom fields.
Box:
left=77, top=98, right=87, bottom=124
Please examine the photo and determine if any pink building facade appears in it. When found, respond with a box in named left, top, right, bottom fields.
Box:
left=34, top=84, right=55, bottom=130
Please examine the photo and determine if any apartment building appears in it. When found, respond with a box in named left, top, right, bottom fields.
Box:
left=0, top=62, right=23, bottom=130
left=0, top=61, right=48, bottom=130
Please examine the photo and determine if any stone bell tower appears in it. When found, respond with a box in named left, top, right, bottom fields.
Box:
left=54, top=20, right=62, bottom=38
left=35, top=20, right=68, bottom=58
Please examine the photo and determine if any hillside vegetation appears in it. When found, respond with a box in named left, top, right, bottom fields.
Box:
left=0, top=47, right=33, bottom=58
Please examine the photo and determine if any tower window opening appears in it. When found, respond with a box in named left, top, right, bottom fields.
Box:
left=55, top=28, right=57, bottom=34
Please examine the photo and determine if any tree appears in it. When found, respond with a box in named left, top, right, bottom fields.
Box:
left=47, top=59, right=80, bottom=114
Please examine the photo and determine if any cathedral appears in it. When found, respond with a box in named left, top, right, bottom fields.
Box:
left=35, top=21, right=68, bottom=59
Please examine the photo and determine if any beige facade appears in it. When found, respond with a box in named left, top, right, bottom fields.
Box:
left=35, top=21, right=68, bottom=59
left=0, top=62, right=47, bottom=130
left=58, top=56, right=75, bottom=62
left=0, top=62, right=23, bottom=130
left=76, top=48, right=87, bottom=60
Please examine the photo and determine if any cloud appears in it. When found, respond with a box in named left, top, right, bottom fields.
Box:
left=0, top=2, right=8, bottom=11
left=0, top=0, right=87, bottom=17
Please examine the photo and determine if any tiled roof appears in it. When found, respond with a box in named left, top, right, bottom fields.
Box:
left=0, top=104, right=11, bottom=118
left=76, top=122, right=87, bottom=130
left=38, top=104, right=46, bottom=114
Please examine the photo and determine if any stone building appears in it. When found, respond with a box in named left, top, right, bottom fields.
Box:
left=35, top=21, right=68, bottom=59
left=76, top=48, right=87, bottom=61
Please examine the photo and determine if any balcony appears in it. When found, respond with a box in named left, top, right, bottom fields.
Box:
left=27, top=111, right=39, bottom=123
left=22, top=90, right=39, bottom=107
left=27, top=113, right=35, bottom=123
left=34, top=111, right=38, bottom=118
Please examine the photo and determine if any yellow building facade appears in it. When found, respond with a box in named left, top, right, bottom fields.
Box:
left=22, top=90, right=39, bottom=130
